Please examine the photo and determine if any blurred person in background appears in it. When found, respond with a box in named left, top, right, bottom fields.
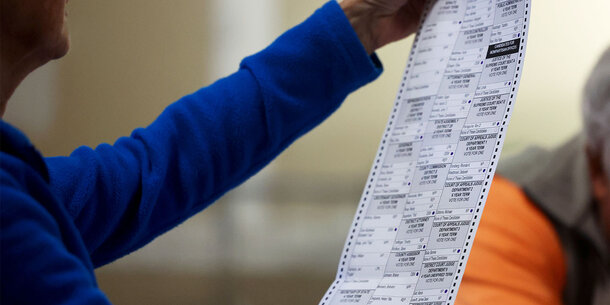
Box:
left=456, top=47, right=610, bottom=305
left=0, top=0, right=426, bottom=303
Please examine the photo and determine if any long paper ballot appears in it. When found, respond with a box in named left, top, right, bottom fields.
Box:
left=320, top=0, right=531, bottom=304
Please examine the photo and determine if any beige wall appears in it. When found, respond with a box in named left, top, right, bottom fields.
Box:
left=3, top=1, right=610, bottom=304
left=6, top=0, right=213, bottom=156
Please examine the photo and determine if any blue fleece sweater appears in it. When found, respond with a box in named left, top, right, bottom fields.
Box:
left=0, top=2, right=382, bottom=304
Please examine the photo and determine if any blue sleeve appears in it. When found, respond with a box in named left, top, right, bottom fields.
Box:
left=45, top=1, right=383, bottom=267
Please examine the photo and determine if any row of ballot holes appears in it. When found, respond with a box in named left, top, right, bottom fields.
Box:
left=446, top=2, right=529, bottom=304
left=319, top=1, right=436, bottom=304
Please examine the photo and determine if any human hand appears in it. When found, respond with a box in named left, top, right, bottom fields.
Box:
left=340, top=0, right=427, bottom=54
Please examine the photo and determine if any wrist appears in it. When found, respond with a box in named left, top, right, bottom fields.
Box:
left=340, top=0, right=379, bottom=54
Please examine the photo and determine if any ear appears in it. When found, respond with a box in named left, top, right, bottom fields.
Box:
left=586, top=145, right=610, bottom=203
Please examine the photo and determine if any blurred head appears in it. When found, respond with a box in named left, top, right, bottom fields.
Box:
left=582, top=46, right=610, bottom=243
left=0, top=0, right=69, bottom=115
left=0, top=0, right=70, bottom=62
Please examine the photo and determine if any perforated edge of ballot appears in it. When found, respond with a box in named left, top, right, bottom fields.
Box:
left=320, top=0, right=531, bottom=304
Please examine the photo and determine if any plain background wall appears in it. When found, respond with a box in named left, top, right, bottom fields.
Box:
left=4, top=0, right=610, bottom=304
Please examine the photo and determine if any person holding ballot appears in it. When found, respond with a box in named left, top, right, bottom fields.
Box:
left=0, top=0, right=426, bottom=303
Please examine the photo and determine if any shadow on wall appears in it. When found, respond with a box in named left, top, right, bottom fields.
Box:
left=96, top=270, right=333, bottom=305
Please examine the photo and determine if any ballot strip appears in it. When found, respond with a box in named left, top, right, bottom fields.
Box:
left=320, top=0, right=531, bottom=304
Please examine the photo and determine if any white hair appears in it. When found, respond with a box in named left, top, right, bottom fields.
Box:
left=582, top=46, right=610, bottom=176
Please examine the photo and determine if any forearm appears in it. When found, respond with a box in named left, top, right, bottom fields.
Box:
left=46, top=1, right=382, bottom=267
